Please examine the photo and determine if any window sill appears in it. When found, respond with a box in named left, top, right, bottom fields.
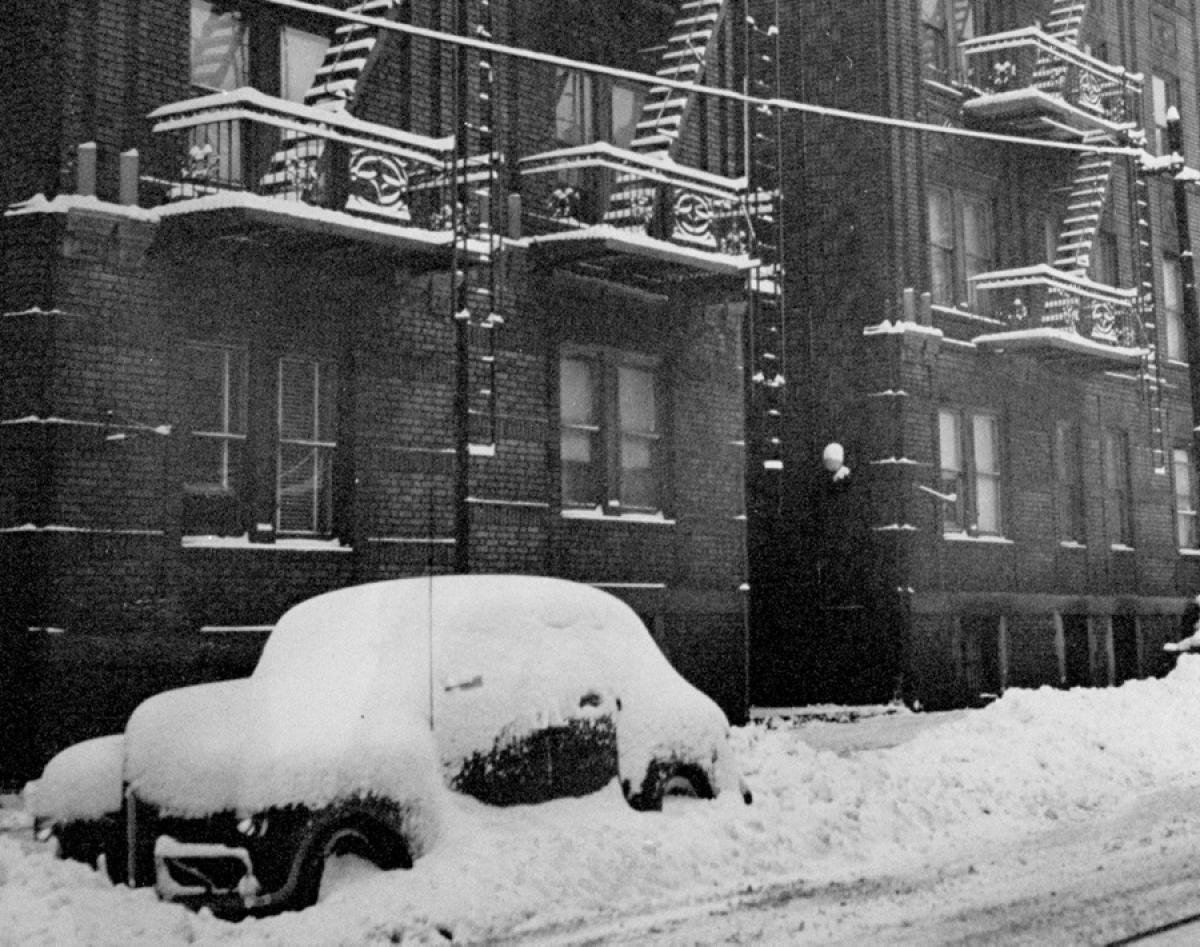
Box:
left=943, top=532, right=1013, bottom=545
left=1110, top=543, right=1135, bottom=553
left=181, top=534, right=352, bottom=552
left=1179, top=548, right=1200, bottom=557
left=1059, top=540, right=1087, bottom=550
left=561, top=507, right=676, bottom=525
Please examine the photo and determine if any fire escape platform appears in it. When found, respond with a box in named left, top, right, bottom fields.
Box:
left=972, top=327, right=1146, bottom=370
left=519, top=225, right=757, bottom=279
left=969, top=264, right=1146, bottom=370
left=962, top=86, right=1135, bottom=141
left=152, top=190, right=472, bottom=261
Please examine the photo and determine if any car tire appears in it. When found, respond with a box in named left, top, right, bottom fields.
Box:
left=625, top=761, right=714, bottom=812
left=293, top=818, right=411, bottom=911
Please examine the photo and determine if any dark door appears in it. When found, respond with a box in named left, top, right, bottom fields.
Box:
left=1112, top=615, right=1139, bottom=684
left=1062, top=614, right=1091, bottom=687
left=962, top=615, right=1002, bottom=703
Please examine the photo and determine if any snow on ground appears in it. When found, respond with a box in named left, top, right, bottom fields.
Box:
left=6, top=658, right=1200, bottom=946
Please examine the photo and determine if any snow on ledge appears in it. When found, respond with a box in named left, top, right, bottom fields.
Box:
left=561, top=507, right=676, bottom=525
left=944, top=532, right=1014, bottom=545
left=0, top=523, right=163, bottom=536
left=863, top=320, right=944, bottom=339
left=6, top=193, right=158, bottom=222
left=181, top=534, right=352, bottom=552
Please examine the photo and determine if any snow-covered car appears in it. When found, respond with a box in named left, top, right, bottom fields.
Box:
left=25, top=575, right=749, bottom=917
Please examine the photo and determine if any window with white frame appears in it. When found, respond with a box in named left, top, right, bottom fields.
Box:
left=921, top=0, right=977, bottom=84
left=560, top=351, right=663, bottom=514
left=1055, top=420, right=1086, bottom=543
left=1103, top=429, right=1134, bottom=546
left=1163, top=255, right=1187, bottom=361
left=1174, top=446, right=1197, bottom=548
left=928, top=186, right=995, bottom=309
left=184, top=343, right=247, bottom=494
left=277, top=357, right=338, bottom=535
left=939, top=408, right=1003, bottom=536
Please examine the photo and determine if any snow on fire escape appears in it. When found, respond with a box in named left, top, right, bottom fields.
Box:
left=603, top=0, right=729, bottom=230
left=745, top=2, right=786, bottom=479
left=451, top=0, right=504, bottom=451
left=260, top=0, right=409, bottom=212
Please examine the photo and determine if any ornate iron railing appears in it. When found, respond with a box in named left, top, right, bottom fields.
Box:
left=148, top=88, right=462, bottom=228
left=518, top=141, right=759, bottom=256
left=971, top=265, right=1143, bottom=349
left=959, top=27, right=1141, bottom=135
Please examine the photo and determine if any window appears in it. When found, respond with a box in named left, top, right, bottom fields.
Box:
left=1174, top=446, right=1197, bottom=548
left=191, top=0, right=249, bottom=91
left=1055, top=421, right=1086, bottom=543
left=928, top=186, right=994, bottom=309
left=961, top=196, right=994, bottom=304
left=554, top=71, right=645, bottom=149
left=560, top=352, right=664, bottom=514
left=280, top=25, right=331, bottom=103
left=277, top=358, right=338, bottom=534
left=191, top=0, right=329, bottom=101
left=1163, top=256, right=1187, bottom=361
left=939, top=408, right=1003, bottom=536
left=1152, top=73, right=1181, bottom=154
left=184, top=344, right=247, bottom=494
left=928, top=188, right=956, bottom=306
left=921, top=0, right=976, bottom=84
left=1103, top=429, right=1133, bottom=546
left=555, top=70, right=595, bottom=147
left=182, top=345, right=339, bottom=538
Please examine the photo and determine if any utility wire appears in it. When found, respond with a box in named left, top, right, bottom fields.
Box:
left=259, top=0, right=1146, bottom=159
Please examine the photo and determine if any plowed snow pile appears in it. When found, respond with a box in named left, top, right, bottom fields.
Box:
left=6, top=659, right=1200, bottom=946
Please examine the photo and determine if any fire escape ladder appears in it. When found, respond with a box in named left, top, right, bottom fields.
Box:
left=631, top=0, right=729, bottom=161
left=261, top=0, right=404, bottom=199
left=453, top=0, right=503, bottom=451
left=1132, top=161, right=1168, bottom=471
left=746, top=4, right=785, bottom=480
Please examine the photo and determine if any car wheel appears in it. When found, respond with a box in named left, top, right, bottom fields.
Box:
left=625, top=762, right=714, bottom=812
left=293, top=820, right=410, bottom=911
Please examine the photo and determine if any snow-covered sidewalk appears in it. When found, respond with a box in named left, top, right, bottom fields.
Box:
left=6, top=659, right=1200, bottom=946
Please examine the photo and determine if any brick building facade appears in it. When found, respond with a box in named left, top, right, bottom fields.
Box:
left=0, top=0, right=763, bottom=784
left=751, top=0, right=1200, bottom=709
left=6, top=0, right=1200, bottom=783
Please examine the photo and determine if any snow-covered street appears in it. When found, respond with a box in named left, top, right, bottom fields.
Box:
left=9, top=658, right=1200, bottom=946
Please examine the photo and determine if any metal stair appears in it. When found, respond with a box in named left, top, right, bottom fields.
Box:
left=1043, top=0, right=1086, bottom=45
left=260, top=0, right=403, bottom=202
left=630, top=0, right=727, bottom=161
left=604, top=0, right=728, bottom=230
left=1053, top=140, right=1114, bottom=276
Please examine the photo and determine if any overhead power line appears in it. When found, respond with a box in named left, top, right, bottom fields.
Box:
left=260, top=0, right=1146, bottom=159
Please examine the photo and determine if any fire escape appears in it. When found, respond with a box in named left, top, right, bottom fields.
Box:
left=956, top=0, right=1152, bottom=374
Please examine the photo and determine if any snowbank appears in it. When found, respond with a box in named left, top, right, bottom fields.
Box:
left=12, top=655, right=1200, bottom=945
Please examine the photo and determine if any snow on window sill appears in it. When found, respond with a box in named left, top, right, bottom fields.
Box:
left=943, top=532, right=1013, bottom=545
left=181, top=534, right=352, bottom=552
left=1179, top=547, right=1200, bottom=557
left=199, top=625, right=274, bottom=634
left=561, top=507, right=676, bottom=525
left=1059, top=540, right=1087, bottom=550
left=1110, top=543, right=1135, bottom=552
